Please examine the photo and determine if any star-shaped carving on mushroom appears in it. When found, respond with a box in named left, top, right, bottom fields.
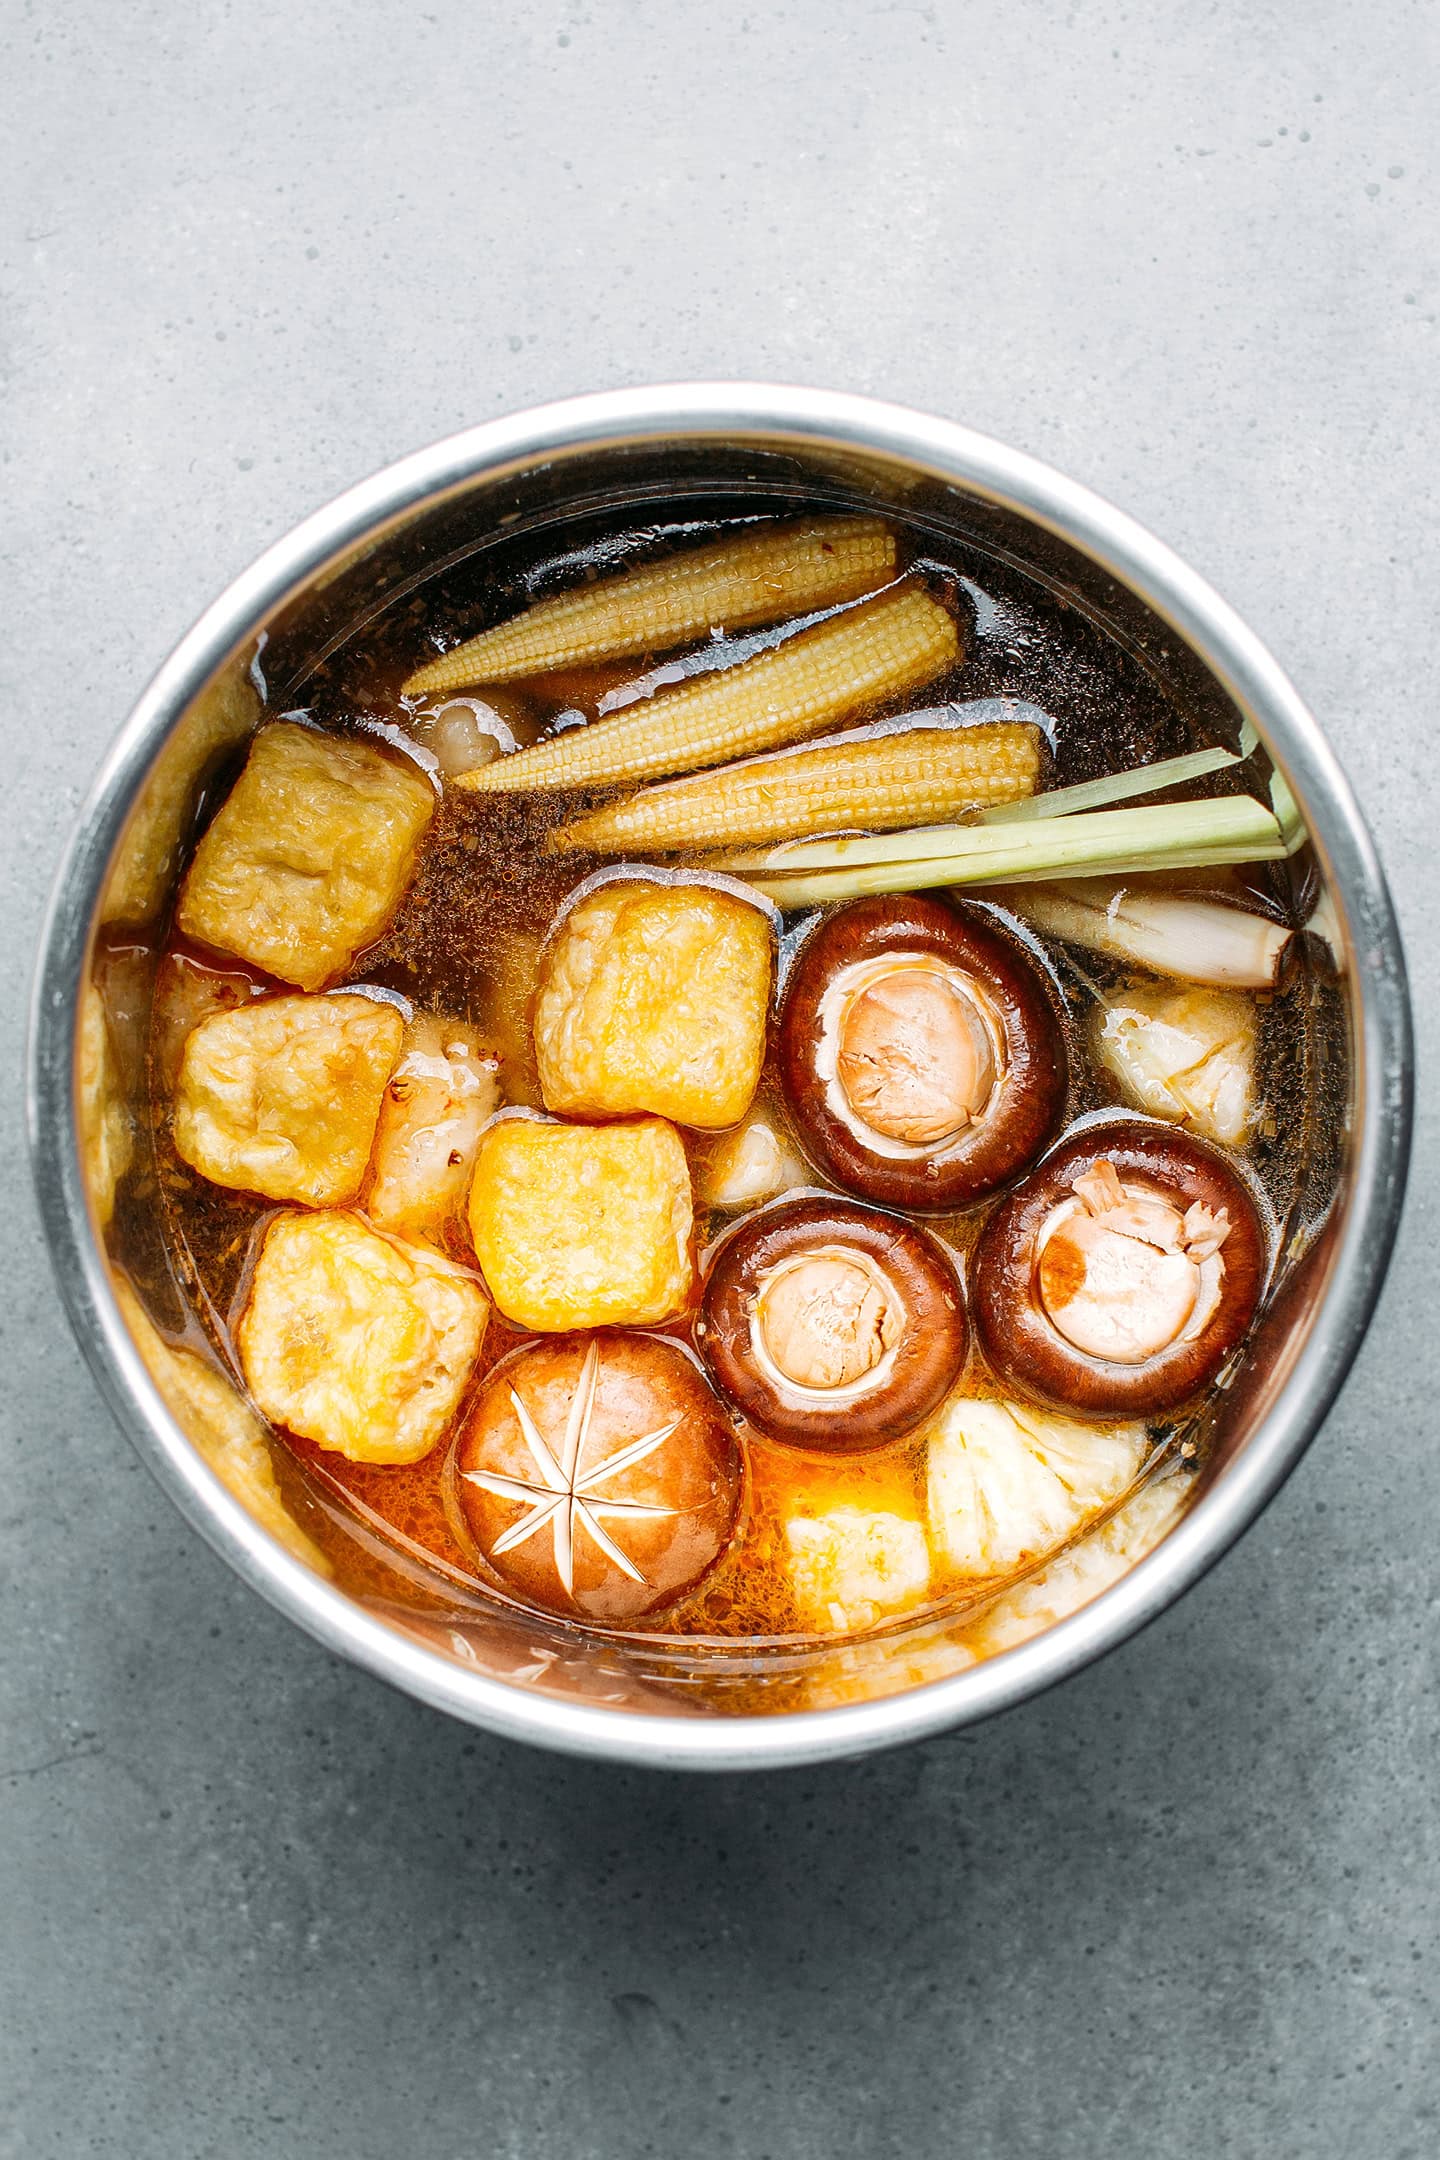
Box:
left=462, top=1339, right=678, bottom=1596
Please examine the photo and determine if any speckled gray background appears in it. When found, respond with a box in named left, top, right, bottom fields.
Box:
left=3, top=3, right=1435, bottom=2154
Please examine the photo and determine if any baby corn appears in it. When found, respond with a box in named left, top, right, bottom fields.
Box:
left=404, top=516, right=898, bottom=695
left=549, top=722, right=1040, bottom=855
left=453, top=585, right=960, bottom=795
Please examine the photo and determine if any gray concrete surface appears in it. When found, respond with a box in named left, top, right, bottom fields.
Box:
left=2, top=3, right=1435, bottom=2154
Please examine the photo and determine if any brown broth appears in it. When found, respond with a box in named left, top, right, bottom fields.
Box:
left=138, top=503, right=1335, bottom=1648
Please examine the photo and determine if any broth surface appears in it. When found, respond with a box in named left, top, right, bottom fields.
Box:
left=127, top=502, right=1338, bottom=1655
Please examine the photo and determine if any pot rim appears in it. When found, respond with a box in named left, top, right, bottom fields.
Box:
left=26, top=383, right=1413, bottom=1770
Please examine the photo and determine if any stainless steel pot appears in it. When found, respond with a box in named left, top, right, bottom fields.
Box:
left=27, top=385, right=1412, bottom=1769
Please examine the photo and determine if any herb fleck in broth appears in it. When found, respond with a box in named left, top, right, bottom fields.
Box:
left=141, top=501, right=1337, bottom=1661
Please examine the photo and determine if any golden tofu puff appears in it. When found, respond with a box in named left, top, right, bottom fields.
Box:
left=364, top=1014, right=501, bottom=1249
left=1093, top=983, right=1259, bottom=1146
left=534, top=875, right=774, bottom=1129
left=964, top=1476, right=1187, bottom=1657
left=468, top=1113, right=694, bottom=1332
left=923, top=1394, right=1146, bottom=1579
left=173, top=993, right=403, bottom=1207
left=176, top=722, right=435, bottom=991
left=238, top=1210, right=488, bottom=1465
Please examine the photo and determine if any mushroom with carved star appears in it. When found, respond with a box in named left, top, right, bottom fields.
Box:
left=453, top=1333, right=742, bottom=1623
left=695, top=1194, right=968, bottom=1452
left=971, top=1121, right=1266, bottom=1416
left=776, top=894, right=1067, bottom=1211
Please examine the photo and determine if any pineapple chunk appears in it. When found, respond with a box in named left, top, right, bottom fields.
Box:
left=1094, top=982, right=1259, bottom=1145
left=238, top=1210, right=488, bottom=1464
left=176, top=722, right=434, bottom=990
left=468, top=1114, right=694, bottom=1331
left=534, top=880, right=772, bottom=1130
left=924, top=1395, right=1145, bottom=1577
left=966, top=1477, right=1187, bottom=1654
left=786, top=1505, right=931, bottom=1634
left=173, top=993, right=403, bottom=1206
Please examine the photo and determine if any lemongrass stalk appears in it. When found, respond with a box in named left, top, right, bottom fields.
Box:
left=740, top=797, right=1285, bottom=909
left=1007, top=880, right=1292, bottom=988
left=720, top=748, right=1242, bottom=875
left=752, top=838, right=1285, bottom=909
left=1269, top=765, right=1307, bottom=853
left=722, top=819, right=989, bottom=874
left=979, top=744, right=1238, bottom=825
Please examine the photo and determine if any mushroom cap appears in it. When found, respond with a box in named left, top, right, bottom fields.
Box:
left=696, top=1195, right=969, bottom=1451
left=454, top=1332, right=741, bottom=1623
left=836, top=962, right=996, bottom=1146
left=972, top=1121, right=1267, bottom=1416
left=777, top=895, right=1067, bottom=1211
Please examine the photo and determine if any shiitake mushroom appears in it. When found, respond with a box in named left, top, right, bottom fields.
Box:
left=454, top=1332, right=741, bottom=1623
left=776, top=895, right=1067, bottom=1212
left=696, top=1195, right=967, bottom=1452
left=971, top=1120, right=1267, bottom=1417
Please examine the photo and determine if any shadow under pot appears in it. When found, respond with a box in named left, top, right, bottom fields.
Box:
left=695, top=1194, right=968, bottom=1452
left=971, top=1121, right=1267, bottom=1418
left=776, top=895, right=1067, bottom=1211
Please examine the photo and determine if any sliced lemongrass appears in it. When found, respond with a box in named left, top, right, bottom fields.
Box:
left=752, top=840, right=1287, bottom=909
left=741, top=798, right=1286, bottom=909
left=979, top=744, right=1238, bottom=825
left=1006, top=879, right=1292, bottom=988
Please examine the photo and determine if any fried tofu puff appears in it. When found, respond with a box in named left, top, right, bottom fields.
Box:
left=177, top=722, right=435, bottom=990
left=534, top=880, right=773, bottom=1128
left=238, top=1211, right=488, bottom=1464
left=173, top=993, right=403, bottom=1206
left=468, top=1115, right=694, bottom=1331
left=364, top=1015, right=501, bottom=1249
